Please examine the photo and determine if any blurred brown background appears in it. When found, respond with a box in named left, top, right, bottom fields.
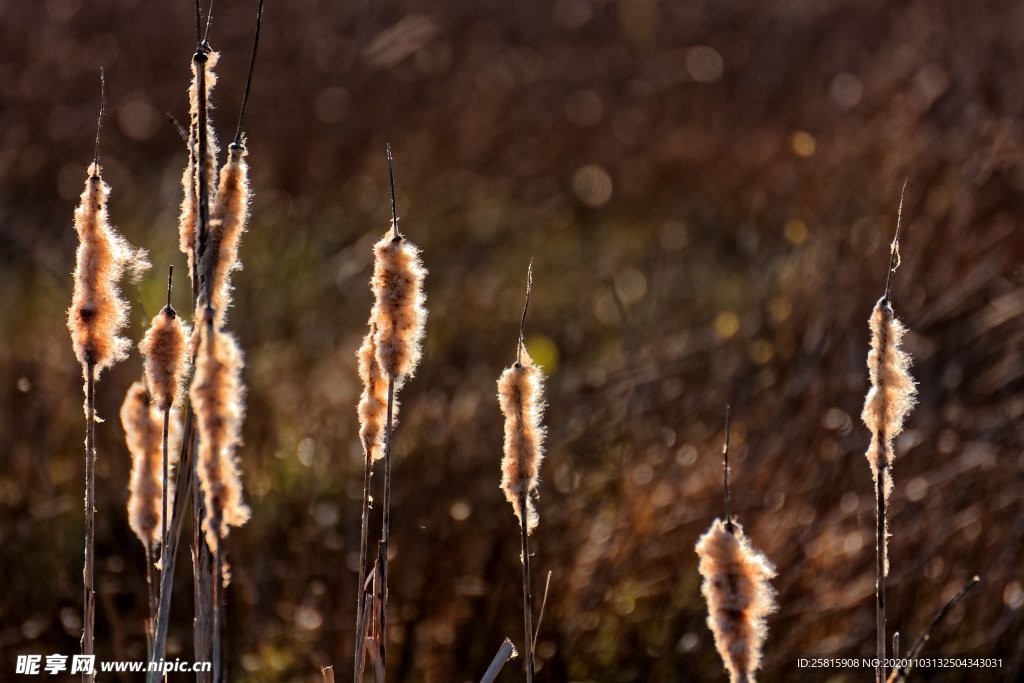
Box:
left=1, top=0, right=1023, bottom=681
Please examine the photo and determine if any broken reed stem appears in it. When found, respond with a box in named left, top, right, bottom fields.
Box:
left=886, top=576, right=980, bottom=683
left=82, top=362, right=96, bottom=683
left=519, top=489, right=535, bottom=683
left=480, top=639, right=518, bottom=683
left=379, top=377, right=396, bottom=673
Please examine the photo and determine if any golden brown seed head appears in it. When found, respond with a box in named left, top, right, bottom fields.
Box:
left=200, top=143, right=250, bottom=327
left=67, top=166, right=150, bottom=377
left=179, top=51, right=221, bottom=276
left=497, top=349, right=546, bottom=533
left=139, top=307, right=189, bottom=412
left=370, top=231, right=427, bottom=382
left=861, top=298, right=917, bottom=477
left=121, top=381, right=180, bottom=549
left=357, top=320, right=397, bottom=463
left=190, top=321, right=250, bottom=552
left=695, top=519, right=777, bottom=683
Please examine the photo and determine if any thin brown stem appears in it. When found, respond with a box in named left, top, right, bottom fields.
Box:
left=723, top=405, right=732, bottom=530
left=355, top=443, right=373, bottom=683
left=213, top=541, right=223, bottom=683
left=234, top=0, right=265, bottom=146
left=148, top=402, right=196, bottom=682
left=886, top=576, right=980, bottom=682
left=81, top=362, right=96, bottom=683
left=379, top=377, right=396, bottom=674
left=531, top=570, right=552, bottom=652
left=519, top=489, right=535, bottom=683
left=883, top=180, right=907, bottom=304
left=386, top=145, right=398, bottom=238
left=93, top=68, right=105, bottom=170
left=875, top=465, right=887, bottom=683
left=516, top=261, right=533, bottom=366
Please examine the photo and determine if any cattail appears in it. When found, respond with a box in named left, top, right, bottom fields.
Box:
left=121, top=382, right=181, bottom=548
left=200, top=142, right=250, bottom=326
left=67, top=165, right=150, bottom=376
left=178, top=50, right=221, bottom=278
left=498, top=348, right=546, bottom=534
left=357, top=321, right=396, bottom=462
left=695, top=519, right=777, bottom=683
left=861, top=297, right=917, bottom=520
left=497, top=263, right=544, bottom=683
left=190, top=317, right=250, bottom=554
left=862, top=186, right=916, bottom=683
left=139, top=302, right=189, bottom=413
left=370, top=230, right=427, bottom=383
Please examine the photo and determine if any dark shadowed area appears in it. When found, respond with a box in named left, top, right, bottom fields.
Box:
left=1, top=0, right=1023, bottom=681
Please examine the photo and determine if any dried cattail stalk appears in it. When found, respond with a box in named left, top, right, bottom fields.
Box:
left=695, top=519, right=777, bottom=683
left=179, top=50, right=221, bottom=278
left=861, top=185, right=916, bottom=683
left=498, top=349, right=546, bottom=534
left=139, top=303, right=189, bottom=412
left=190, top=317, right=250, bottom=554
left=861, top=298, right=917, bottom=517
left=370, top=231, right=427, bottom=383
left=67, top=166, right=150, bottom=376
left=200, top=142, right=250, bottom=326
left=121, top=382, right=181, bottom=548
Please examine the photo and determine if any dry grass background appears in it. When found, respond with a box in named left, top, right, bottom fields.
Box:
left=1, top=0, right=1023, bottom=680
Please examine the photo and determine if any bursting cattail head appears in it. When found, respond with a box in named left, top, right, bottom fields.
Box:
left=190, top=316, right=250, bottom=552
left=356, top=320, right=396, bottom=462
left=121, top=381, right=180, bottom=549
left=200, top=142, right=250, bottom=327
left=139, top=306, right=189, bottom=412
left=67, top=165, right=150, bottom=376
left=498, top=349, right=546, bottom=533
left=179, top=50, right=221, bottom=273
left=695, top=519, right=777, bottom=683
left=861, top=297, right=917, bottom=479
left=370, top=231, right=427, bottom=383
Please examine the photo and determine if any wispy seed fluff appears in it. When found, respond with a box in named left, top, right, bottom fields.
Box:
left=695, top=519, right=777, bottom=683
left=498, top=350, right=546, bottom=533
left=178, top=51, right=221, bottom=273
left=67, top=165, right=150, bottom=377
left=139, top=307, right=189, bottom=412
left=370, top=231, right=427, bottom=382
left=357, top=321, right=397, bottom=462
left=120, top=382, right=181, bottom=549
left=190, top=322, right=250, bottom=553
left=860, top=297, right=916, bottom=571
left=201, top=142, right=250, bottom=327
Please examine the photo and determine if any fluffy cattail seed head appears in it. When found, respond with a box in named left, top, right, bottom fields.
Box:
left=357, top=321, right=396, bottom=462
left=67, top=165, right=150, bottom=377
left=498, top=349, right=546, bottom=533
left=695, top=519, right=777, bottom=683
left=190, top=318, right=250, bottom=552
left=121, top=381, right=180, bottom=549
left=139, top=307, right=189, bottom=412
left=370, top=231, right=427, bottom=382
left=179, top=51, right=221, bottom=275
left=861, top=298, right=917, bottom=478
left=200, top=142, right=250, bottom=327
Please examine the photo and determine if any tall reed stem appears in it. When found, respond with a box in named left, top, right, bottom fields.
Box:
left=379, top=378, right=396, bottom=674
left=355, top=442, right=372, bottom=682
left=875, top=465, right=886, bottom=683
left=519, top=489, right=535, bottom=683
left=82, top=362, right=96, bottom=683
